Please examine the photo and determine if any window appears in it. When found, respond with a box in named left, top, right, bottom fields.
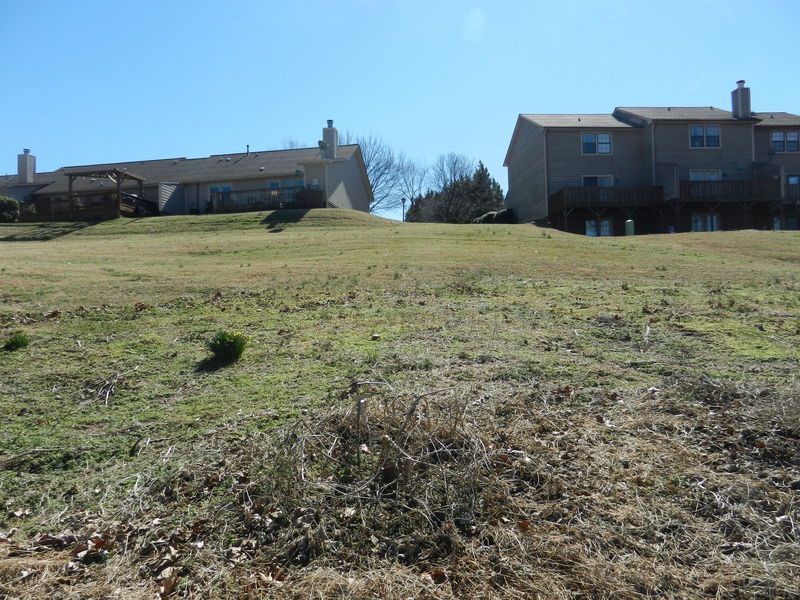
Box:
left=585, top=218, right=613, bottom=237
left=772, top=131, right=800, bottom=152
left=690, top=125, right=720, bottom=148
left=583, top=176, right=613, bottom=187
left=689, top=169, right=721, bottom=181
left=582, top=132, right=612, bottom=154
left=691, top=212, right=720, bottom=232
left=210, top=183, right=232, bottom=194
left=788, top=175, right=800, bottom=185
left=773, top=217, right=783, bottom=231
left=210, top=183, right=232, bottom=209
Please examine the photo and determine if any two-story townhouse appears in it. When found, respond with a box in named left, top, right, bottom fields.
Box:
left=504, top=81, right=800, bottom=235
left=0, top=121, right=373, bottom=221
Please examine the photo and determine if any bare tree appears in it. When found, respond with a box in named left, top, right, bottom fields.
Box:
left=431, top=152, right=474, bottom=190
left=397, top=158, right=429, bottom=219
left=281, top=138, right=308, bottom=149
left=340, top=131, right=406, bottom=213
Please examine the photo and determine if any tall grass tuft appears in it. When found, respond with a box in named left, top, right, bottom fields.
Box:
left=207, top=330, right=247, bottom=361
left=3, top=331, right=29, bottom=351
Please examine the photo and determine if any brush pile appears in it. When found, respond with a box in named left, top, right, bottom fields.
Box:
left=2, top=376, right=798, bottom=599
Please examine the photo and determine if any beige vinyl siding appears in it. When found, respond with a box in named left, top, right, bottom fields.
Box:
left=652, top=122, right=754, bottom=181
left=158, top=183, right=184, bottom=214
left=656, top=163, right=679, bottom=200
left=303, top=164, right=326, bottom=192
left=505, top=119, right=547, bottom=222
left=754, top=128, right=800, bottom=180
left=326, top=156, right=371, bottom=212
left=546, top=128, right=648, bottom=192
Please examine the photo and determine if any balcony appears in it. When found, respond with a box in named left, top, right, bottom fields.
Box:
left=549, top=186, right=663, bottom=211
left=679, top=180, right=781, bottom=202
left=210, top=187, right=324, bottom=212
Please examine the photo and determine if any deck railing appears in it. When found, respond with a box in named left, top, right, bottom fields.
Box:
left=786, top=184, right=800, bottom=203
left=679, top=180, right=781, bottom=202
left=549, top=186, right=663, bottom=211
left=211, top=187, right=309, bottom=212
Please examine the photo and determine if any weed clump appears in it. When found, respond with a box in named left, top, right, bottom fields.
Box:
left=3, top=331, right=29, bottom=351
left=207, top=330, right=247, bottom=361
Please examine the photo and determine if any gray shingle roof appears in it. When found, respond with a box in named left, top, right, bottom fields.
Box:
left=0, top=171, right=58, bottom=188
left=521, top=114, right=633, bottom=128
left=614, top=106, right=745, bottom=121
left=752, top=112, right=800, bottom=127
left=32, top=146, right=358, bottom=195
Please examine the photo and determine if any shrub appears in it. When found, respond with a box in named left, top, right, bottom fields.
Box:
left=20, top=202, right=36, bottom=219
left=3, top=331, right=29, bottom=351
left=0, top=196, right=20, bottom=223
left=206, top=330, right=247, bottom=361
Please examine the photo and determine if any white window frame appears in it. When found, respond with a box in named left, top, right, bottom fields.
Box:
left=581, top=132, right=613, bottom=155
left=689, top=125, right=721, bottom=148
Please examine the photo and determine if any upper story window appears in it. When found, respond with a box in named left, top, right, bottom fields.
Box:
left=690, top=125, right=720, bottom=148
left=582, top=132, right=612, bottom=154
left=771, top=131, right=800, bottom=152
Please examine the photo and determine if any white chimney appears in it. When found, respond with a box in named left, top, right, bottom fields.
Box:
left=17, top=149, right=35, bottom=184
left=322, top=120, right=338, bottom=159
left=731, top=80, right=751, bottom=119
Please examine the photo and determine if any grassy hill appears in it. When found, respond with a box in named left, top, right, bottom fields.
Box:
left=1, top=210, right=798, bottom=599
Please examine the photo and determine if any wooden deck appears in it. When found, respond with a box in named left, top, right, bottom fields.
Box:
left=549, top=186, right=663, bottom=211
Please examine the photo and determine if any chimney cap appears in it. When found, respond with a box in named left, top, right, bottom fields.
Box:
left=327, top=119, right=334, bottom=128
left=737, top=80, right=745, bottom=88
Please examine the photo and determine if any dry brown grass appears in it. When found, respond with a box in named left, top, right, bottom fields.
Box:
left=3, top=376, right=797, bottom=599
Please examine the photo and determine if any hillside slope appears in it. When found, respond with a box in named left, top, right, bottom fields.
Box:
left=1, top=213, right=798, bottom=599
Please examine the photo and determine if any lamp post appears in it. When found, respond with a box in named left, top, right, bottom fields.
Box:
left=401, top=197, right=406, bottom=222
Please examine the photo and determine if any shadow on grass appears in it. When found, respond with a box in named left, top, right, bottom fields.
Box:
left=0, top=221, right=98, bottom=242
left=261, top=209, right=311, bottom=233
left=196, top=356, right=239, bottom=373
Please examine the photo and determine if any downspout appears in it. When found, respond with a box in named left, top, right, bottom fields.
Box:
left=543, top=129, right=549, bottom=216
left=650, top=122, right=656, bottom=186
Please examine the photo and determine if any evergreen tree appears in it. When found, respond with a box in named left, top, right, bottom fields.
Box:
left=405, top=161, right=504, bottom=224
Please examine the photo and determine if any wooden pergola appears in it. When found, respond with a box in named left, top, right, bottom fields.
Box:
left=66, top=168, right=145, bottom=216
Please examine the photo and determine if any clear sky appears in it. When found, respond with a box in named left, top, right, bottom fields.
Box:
left=2, top=0, right=799, bottom=219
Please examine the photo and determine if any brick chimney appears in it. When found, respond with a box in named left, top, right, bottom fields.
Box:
left=731, top=80, right=751, bottom=119
left=17, top=149, right=35, bottom=184
left=322, top=120, right=338, bottom=159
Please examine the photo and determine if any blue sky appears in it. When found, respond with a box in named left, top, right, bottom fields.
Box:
left=2, top=0, right=799, bottom=219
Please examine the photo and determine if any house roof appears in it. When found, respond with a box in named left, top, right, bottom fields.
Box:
left=31, top=145, right=359, bottom=195
left=0, top=171, right=57, bottom=188
left=614, top=106, right=753, bottom=122
left=520, top=114, right=634, bottom=128
left=752, top=112, right=800, bottom=127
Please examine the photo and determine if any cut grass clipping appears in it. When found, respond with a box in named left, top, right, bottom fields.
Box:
left=206, top=330, right=248, bottom=362
left=2, top=331, right=29, bottom=351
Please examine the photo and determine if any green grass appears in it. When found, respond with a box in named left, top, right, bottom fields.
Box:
left=1, top=211, right=798, bottom=469
left=0, top=209, right=798, bottom=599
